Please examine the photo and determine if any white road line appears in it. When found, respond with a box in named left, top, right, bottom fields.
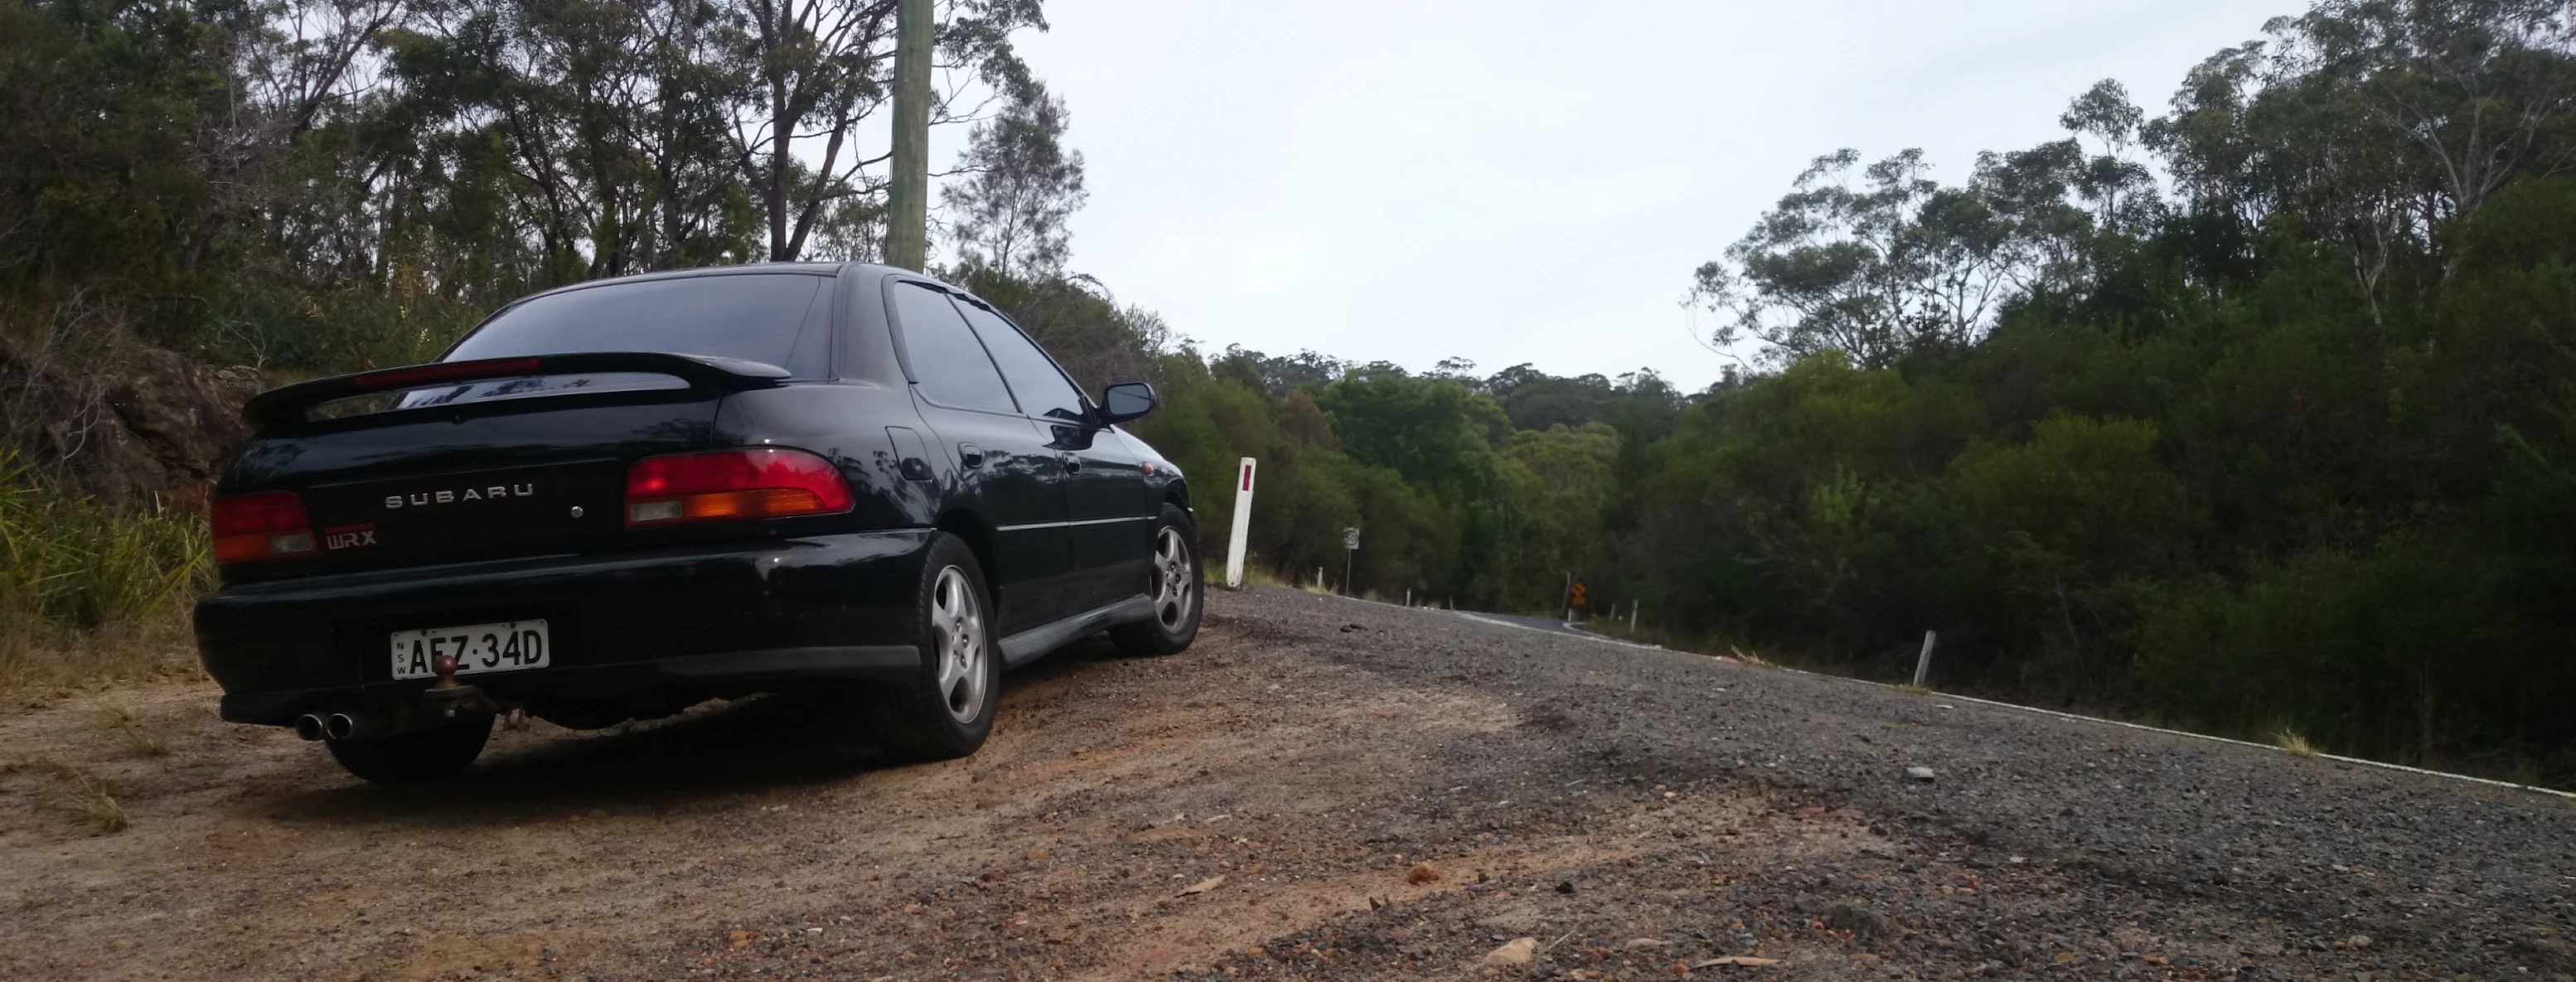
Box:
left=1450, top=611, right=1664, bottom=652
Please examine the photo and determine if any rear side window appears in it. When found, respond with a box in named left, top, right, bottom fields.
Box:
left=889, top=283, right=1017, bottom=414
left=448, top=274, right=830, bottom=376
left=960, top=302, right=1087, bottom=422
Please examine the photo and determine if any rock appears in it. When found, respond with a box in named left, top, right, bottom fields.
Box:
left=1824, top=902, right=1898, bottom=938
left=1554, top=881, right=1577, bottom=894
left=1905, top=767, right=1937, bottom=781
left=2, top=339, right=260, bottom=507
left=1177, top=875, right=1223, bottom=896
left=1482, top=937, right=1537, bottom=966
left=1407, top=861, right=1441, bottom=884
left=1623, top=937, right=1664, bottom=949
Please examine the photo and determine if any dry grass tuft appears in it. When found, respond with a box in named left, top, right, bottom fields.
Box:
left=2, top=755, right=131, bottom=834
left=98, top=707, right=167, bottom=757
left=58, top=770, right=129, bottom=834
left=1725, top=645, right=1777, bottom=669
left=2272, top=727, right=2320, bottom=757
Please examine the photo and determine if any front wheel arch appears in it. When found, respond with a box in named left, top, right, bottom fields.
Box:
left=1110, top=503, right=1203, bottom=657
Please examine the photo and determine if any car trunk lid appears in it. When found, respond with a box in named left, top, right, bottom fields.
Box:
left=220, top=354, right=787, bottom=580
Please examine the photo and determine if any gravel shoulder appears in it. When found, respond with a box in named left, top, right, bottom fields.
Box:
left=2, top=587, right=2570, bottom=981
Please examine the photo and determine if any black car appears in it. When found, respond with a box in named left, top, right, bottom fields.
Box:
left=195, top=264, right=1204, bottom=781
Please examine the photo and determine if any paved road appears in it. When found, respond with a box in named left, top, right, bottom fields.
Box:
left=3, top=586, right=2570, bottom=980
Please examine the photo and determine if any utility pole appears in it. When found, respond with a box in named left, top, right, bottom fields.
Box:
left=883, top=0, right=932, bottom=271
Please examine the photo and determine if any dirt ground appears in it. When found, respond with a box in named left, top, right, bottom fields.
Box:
left=3, top=588, right=2572, bottom=981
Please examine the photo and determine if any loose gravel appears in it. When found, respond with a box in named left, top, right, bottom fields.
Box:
left=2, top=586, right=2570, bottom=980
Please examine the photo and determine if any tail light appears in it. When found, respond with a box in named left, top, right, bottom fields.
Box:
left=210, top=491, right=316, bottom=564
left=624, top=447, right=854, bottom=527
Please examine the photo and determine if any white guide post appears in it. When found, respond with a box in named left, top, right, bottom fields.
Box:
left=1224, top=457, right=1257, bottom=589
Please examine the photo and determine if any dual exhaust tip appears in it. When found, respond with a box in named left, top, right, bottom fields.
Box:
left=291, top=713, right=366, bottom=742
left=295, top=685, right=502, bottom=742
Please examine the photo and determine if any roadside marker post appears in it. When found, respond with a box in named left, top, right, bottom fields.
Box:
left=1224, top=458, right=1256, bottom=589
left=1912, top=631, right=1938, bottom=687
left=1341, top=526, right=1359, bottom=597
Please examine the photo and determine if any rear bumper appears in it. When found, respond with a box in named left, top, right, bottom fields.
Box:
left=195, top=531, right=933, bottom=725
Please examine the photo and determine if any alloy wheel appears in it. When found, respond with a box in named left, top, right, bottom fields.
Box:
left=930, top=565, right=987, bottom=724
left=1151, top=526, right=1194, bottom=630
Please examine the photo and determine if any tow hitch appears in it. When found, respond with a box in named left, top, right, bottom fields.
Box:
left=295, top=654, right=506, bottom=741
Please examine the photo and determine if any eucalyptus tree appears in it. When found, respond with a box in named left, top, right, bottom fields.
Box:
left=1690, top=149, right=2016, bottom=367
left=730, top=0, right=1044, bottom=262
left=2147, top=0, right=2576, bottom=309
left=942, top=80, right=1085, bottom=277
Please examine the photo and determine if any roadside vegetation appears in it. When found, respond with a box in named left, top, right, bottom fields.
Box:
left=0, top=454, right=209, bottom=696
left=0, top=0, right=2569, bottom=786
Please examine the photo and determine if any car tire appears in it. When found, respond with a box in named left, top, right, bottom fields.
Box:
left=866, top=532, right=1001, bottom=762
left=1111, top=503, right=1203, bottom=657
left=324, top=716, right=493, bottom=782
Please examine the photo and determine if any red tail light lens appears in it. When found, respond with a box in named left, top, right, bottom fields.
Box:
left=623, top=448, right=854, bottom=527
left=210, top=491, right=316, bottom=564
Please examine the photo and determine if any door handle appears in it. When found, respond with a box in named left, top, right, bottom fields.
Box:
left=958, top=443, right=985, bottom=468
left=1062, top=453, right=1082, bottom=473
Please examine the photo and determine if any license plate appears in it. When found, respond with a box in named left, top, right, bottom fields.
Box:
left=390, top=620, right=550, bottom=680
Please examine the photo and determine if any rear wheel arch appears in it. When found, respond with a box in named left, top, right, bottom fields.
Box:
left=933, top=509, right=1001, bottom=607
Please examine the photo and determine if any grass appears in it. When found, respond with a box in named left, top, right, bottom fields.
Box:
left=1231, top=562, right=1294, bottom=591
left=0, top=452, right=212, bottom=697
left=98, top=707, right=166, bottom=757
left=2272, top=726, right=2321, bottom=757
left=0, top=755, right=130, bottom=834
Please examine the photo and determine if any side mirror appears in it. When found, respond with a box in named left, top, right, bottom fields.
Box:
left=1098, top=381, right=1157, bottom=424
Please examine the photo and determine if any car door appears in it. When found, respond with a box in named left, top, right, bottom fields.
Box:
left=953, top=298, right=1157, bottom=611
left=884, top=279, right=1074, bottom=635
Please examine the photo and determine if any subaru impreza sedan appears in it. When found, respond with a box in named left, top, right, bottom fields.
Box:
left=196, top=264, right=1203, bottom=781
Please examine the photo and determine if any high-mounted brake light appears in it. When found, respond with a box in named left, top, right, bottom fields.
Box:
left=210, top=491, right=316, bottom=564
left=351, top=357, right=544, bottom=391
left=623, top=448, right=854, bottom=527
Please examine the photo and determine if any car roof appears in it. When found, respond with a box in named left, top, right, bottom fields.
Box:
left=502, top=262, right=880, bottom=307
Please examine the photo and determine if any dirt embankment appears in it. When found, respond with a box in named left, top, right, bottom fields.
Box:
left=3, top=588, right=2573, bottom=980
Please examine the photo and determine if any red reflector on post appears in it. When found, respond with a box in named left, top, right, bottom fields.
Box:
left=209, top=491, right=316, bottom=564
left=622, top=448, right=854, bottom=527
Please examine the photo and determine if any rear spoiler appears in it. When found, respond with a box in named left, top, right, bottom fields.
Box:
left=241, top=352, right=792, bottom=430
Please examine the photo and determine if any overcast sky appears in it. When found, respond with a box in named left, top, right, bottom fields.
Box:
left=1001, top=1, right=2288, bottom=391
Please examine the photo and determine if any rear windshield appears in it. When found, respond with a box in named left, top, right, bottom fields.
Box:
left=446, top=273, right=830, bottom=376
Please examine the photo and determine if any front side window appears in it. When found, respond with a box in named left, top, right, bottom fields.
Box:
left=959, top=302, right=1087, bottom=422
left=448, top=273, right=830, bottom=376
left=889, top=283, right=1016, bottom=414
